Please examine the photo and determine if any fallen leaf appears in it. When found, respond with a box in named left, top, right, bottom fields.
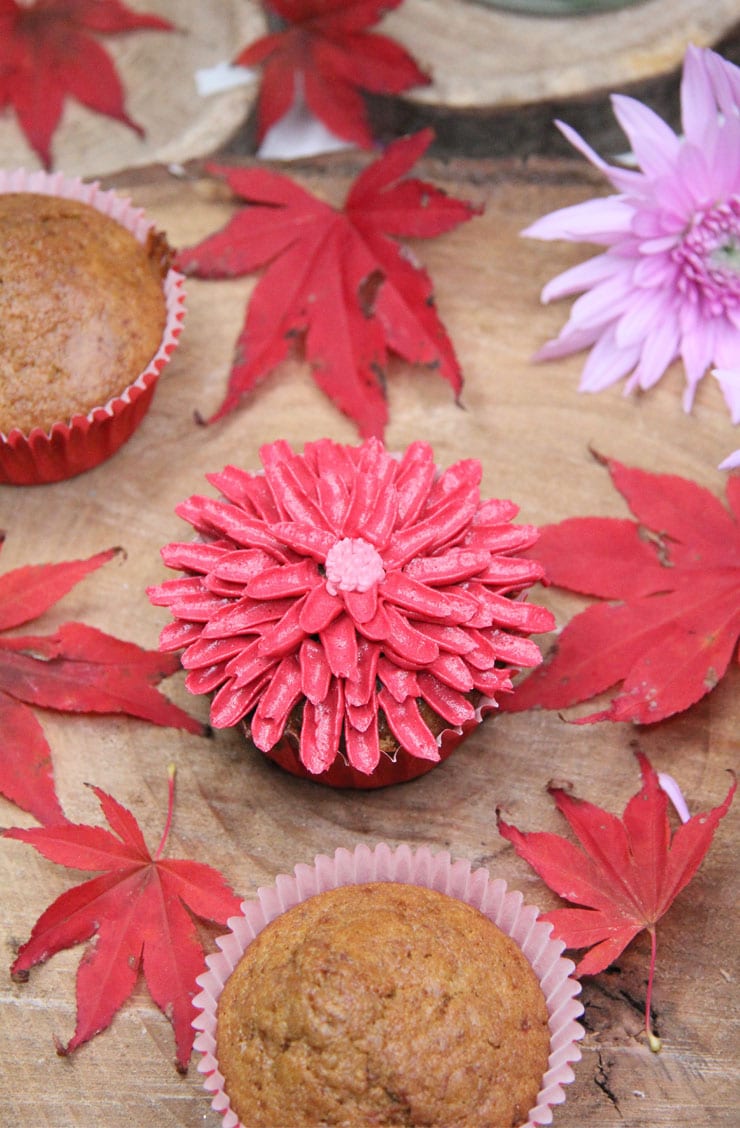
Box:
left=236, top=0, right=430, bottom=149
left=0, top=536, right=203, bottom=824
left=498, top=751, right=736, bottom=1050
left=503, top=455, right=740, bottom=722
left=177, top=129, right=480, bottom=438
left=4, top=768, right=243, bottom=1069
left=0, top=0, right=173, bottom=169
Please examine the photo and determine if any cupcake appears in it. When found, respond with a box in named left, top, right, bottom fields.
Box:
left=148, top=438, right=555, bottom=788
left=193, top=844, right=584, bottom=1128
left=0, top=168, right=185, bottom=485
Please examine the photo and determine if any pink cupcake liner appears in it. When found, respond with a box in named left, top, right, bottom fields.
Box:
left=255, top=697, right=499, bottom=789
left=194, top=843, right=584, bottom=1128
left=0, top=168, right=185, bottom=486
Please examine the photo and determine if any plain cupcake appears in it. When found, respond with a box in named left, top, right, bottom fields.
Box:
left=0, top=168, right=185, bottom=485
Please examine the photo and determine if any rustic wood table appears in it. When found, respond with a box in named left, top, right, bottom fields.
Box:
left=0, top=150, right=737, bottom=1127
left=2, top=0, right=740, bottom=1093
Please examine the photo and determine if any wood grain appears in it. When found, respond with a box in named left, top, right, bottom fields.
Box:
left=0, top=154, right=737, bottom=1127
left=365, top=0, right=740, bottom=156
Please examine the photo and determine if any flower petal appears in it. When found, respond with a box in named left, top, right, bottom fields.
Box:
left=611, top=94, right=681, bottom=179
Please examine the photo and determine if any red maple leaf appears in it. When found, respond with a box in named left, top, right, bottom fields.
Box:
left=236, top=0, right=430, bottom=150
left=177, top=129, right=480, bottom=438
left=4, top=768, right=243, bottom=1070
left=0, top=0, right=174, bottom=169
left=0, top=534, right=203, bottom=825
left=498, top=751, right=736, bottom=1050
left=503, top=455, right=740, bottom=723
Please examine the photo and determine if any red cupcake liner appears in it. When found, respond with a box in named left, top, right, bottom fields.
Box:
left=254, top=697, right=499, bottom=789
left=194, top=843, right=584, bottom=1128
left=0, top=168, right=185, bottom=486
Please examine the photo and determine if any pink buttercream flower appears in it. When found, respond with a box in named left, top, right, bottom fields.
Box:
left=148, top=438, right=554, bottom=781
left=524, top=45, right=740, bottom=417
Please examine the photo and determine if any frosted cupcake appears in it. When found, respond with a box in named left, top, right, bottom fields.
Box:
left=148, top=438, right=554, bottom=787
left=0, top=169, right=185, bottom=485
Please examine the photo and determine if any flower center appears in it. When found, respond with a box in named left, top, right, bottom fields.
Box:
left=673, top=197, right=740, bottom=316
left=324, top=537, right=386, bottom=596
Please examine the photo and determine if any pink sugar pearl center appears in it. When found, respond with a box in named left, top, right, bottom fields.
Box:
left=325, top=537, right=386, bottom=595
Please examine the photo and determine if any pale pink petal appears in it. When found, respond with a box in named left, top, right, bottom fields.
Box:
left=629, top=321, right=681, bottom=391
left=611, top=94, right=681, bottom=178
left=702, top=48, right=740, bottom=118
left=719, top=449, right=740, bottom=470
left=533, top=325, right=602, bottom=362
left=579, top=326, right=641, bottom=392
left=680, top=316, right=716, bottom=409
left=615, top=287, right=674, bottom=347
left=540, top=252, right=616, bottom=303
left=681, top=45, right=721, bottom=146
left=554, top=119, right=644, bottom=193
left=713, top=369, right=740, bottom=424
left=523, top=196, right=633, bottom=244
left=568, top=274, right=632, bottom=331
left=676, top=143, right=715, bottom=208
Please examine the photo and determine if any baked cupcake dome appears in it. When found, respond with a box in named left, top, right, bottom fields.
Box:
left=0, top=169, right=184, bottom=485
left=193, top=844, right=584, bottom=1128
left=216, top=882, right=552, bottom=1128
left=148, top=438, right=555, bottom=787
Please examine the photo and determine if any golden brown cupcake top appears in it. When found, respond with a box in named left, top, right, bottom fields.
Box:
left=0, top=192, right=169, bottom=435
left=216, top=881, right=551, bottom=1128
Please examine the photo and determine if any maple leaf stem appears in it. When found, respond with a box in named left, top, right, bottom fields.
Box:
left=645, top=926, right=662, bottom=1053
left=154, top=763, right=177, bottom=861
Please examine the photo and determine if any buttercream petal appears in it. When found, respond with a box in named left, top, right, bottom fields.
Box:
left=299, top=583, right=343, bottom=633
left=427, top=652, right=475, bottom=693
left=395, top=442, right=437, bottom=527
left=320, top=612, right=358, bottom=678
left=377, top=658, right=420, bottom=703
left=417, top=672, right=476, bottom=726
left=185, top=663, right=227, bottom=695
left=258, top=595, right=309, bottom=657
left=377, top=689, right=440, bottom=761
left=269, top=521, right=335, bottom=560
left=404, top=547, right=490, bottom=585
left=299, top=683, right=344, bottom=773
left=345, top=717, right=381, bottom=773
left=361, top=603, right=439, bottom=664
left=299, top=638, right=332, bottom=704
left=211, top=676, right=269, bottom=728
left=160, top=541, right=227, bottom=573
left=246, top=558, right=318, bottom=599
left=202, top=596, right=293, bottom=639
left=345, top=639, right=380, bottom=706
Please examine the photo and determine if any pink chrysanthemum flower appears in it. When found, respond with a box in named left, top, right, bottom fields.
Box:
left=148, top=439, right=554, bottom=785
left=524, top=45, right=740, bottom=416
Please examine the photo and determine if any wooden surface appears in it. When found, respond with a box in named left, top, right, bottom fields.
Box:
left=365, top=0, right=740, bottom=156
left=0, top=153, right=738, bottom=1127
